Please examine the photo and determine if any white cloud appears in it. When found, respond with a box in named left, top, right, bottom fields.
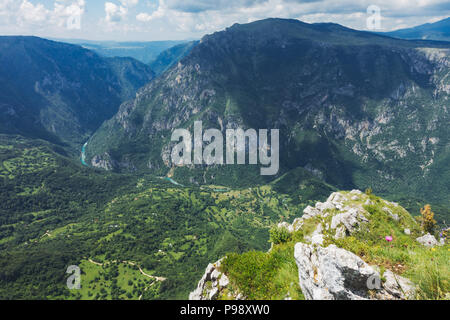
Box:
left=136, top=0, right=166, bottom=22
left=119, top=0, right=139, bottom=7
left=0, top=0, right=85, bottom=30
left=0, top=0, right=449, bottom=40
left=18, top=0, right=49, bottom=24
left=136, top=0, right=450, bottom=35
left=105, top=2, right=128, bottom=23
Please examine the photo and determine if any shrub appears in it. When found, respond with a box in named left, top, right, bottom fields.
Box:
left=419, top=205, right=437, bottom=234
left=269, top=227, right=292, bottom=245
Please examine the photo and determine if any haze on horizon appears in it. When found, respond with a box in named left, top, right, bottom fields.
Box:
left=0, top=0, right=449, bottom=42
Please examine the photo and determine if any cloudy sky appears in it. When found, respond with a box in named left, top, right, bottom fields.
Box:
left=0, top=0, right=449, bottom=41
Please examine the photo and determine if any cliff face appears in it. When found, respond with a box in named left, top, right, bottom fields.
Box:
left=87, top=19, right=450, bottom=208
left=0, top=36, right=154, bottom=148
left=189, top=190, right=448, bottom=300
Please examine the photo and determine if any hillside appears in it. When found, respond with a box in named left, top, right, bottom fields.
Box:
left=150, top=41, right=199, bottom=76
left=0, top=134, right=335, bottom=299
left=190, top=190, right=449, bottom=300
left=85, top=18, right=450, bottom=219
left=0, top=36, right=154, bottom=149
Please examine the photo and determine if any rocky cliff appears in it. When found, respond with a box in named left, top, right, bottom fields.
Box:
left=86, top=18, right=450, bottom=211
left=0, top=36, right=154, bottom=148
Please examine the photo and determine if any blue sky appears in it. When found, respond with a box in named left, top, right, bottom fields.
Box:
left=0, top=0, right=449, bottom=41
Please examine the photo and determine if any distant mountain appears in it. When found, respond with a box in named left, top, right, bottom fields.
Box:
left=384, top=17, right=450, bottom=41
left=150, top=41, right=199, bottom=76
left=86, top=18, right=450, bottom=211
left=0, top=36, right=154, bottom=148
left=54, top=39, right=190, bottom=64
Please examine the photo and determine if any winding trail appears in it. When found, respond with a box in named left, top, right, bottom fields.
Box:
left=87, top=258, right=166, bottom=282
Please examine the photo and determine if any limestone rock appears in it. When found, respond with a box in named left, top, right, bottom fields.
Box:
left=330, top=207, right=368, bottom=235
left=294, top=243, right=415, bottom=300
left=189, top=259, right=231, bottom=300
left=381, top=270, right=416, bottom=299
left=416, top=233, right=439, bottom=247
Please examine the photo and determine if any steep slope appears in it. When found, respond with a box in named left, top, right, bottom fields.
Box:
left=0, top=36, right=154, bottom=148
left=150, top=41, right=199, bottom=76
left=190, top=190, right=449, bottom=300
left=384, top=17, right=450, bottom=42
left=86, top=18, right=450, bottom=214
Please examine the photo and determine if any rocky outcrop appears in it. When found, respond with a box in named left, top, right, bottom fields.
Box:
left=294, top=243, right=416, bottom=300
left=279, top=190, right=373, bottom=242
left=189, top=259, right=237, bottom=300
left=190, top=190, right=422, bottom=301
left=416, top=233, right=439, bottom=247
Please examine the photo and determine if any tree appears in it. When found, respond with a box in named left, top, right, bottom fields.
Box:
left=419, top=204, right=436, bottom=233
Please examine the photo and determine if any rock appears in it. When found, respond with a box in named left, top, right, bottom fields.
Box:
left=381, top=270, right=416, bottom=299
left=294, top=243, right=376, bottom=300
left=292, top=218, right=304, bottom=231
left=305, top=224, right=324, bottom=245
left=302, top=206, right=321, bottom=219
left=334, top=226, right=346, bottom=239
left=209, top=287, right=219, bottom=300
left=219, top=274, right=229, bottom=287
left=416, top=233, right=439, bottom=247
left=294, top=243, right=415, bottom=300
left=311, top=233, right=325, bottom=245
left=278, top=221, right=294, bottom=233
left=189, top=259, right=230, bottom=300
left=383, top=207, right=399, bottom=221
left=350, top=190, right=363, bottom=195
left=315, top=201, right=335, bottom=212
left=330, top=207, right=368, bottom=234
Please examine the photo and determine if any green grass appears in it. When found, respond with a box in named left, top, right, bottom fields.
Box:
left=220, top=244, right=304, bottom=300
left=220, top=192, right=449, bottom=300
left=66, top=260, right=160, bottom=300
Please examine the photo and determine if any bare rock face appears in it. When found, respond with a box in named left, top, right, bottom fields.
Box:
left=294, top=243, right=416, bottom=300
left=278, top=190, right=371, bottom=242
left=91, top=153, right=116, bottom=171
left=189, top=259, right=234, bottom=300
left=416, top=233, right=439, bottom=247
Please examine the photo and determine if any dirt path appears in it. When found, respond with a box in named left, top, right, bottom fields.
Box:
left=87, top=258, right=166, bottom=282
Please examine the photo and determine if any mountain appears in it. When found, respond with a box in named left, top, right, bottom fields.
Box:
left=0, top=36, right=154, bottom=148
left=55, top=39, right=190, bottom=64
left=85, top=18, right=450, bottom=214
left=150, top=41, right=199, bottom=76
left=384, top=17, right=450, bottom=41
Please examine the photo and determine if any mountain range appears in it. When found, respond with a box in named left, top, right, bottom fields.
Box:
left=384, top=17, right=450, bottom=42
left=0, top=18, right=448, bottom=300
left=53, top=39, right=190, bottom=64
left=0, top=36, right=154, bottom=148
left=84, top=18, right=450, bottom=216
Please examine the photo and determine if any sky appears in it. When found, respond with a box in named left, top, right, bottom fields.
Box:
left=0, top=0, right=449, bottom=41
